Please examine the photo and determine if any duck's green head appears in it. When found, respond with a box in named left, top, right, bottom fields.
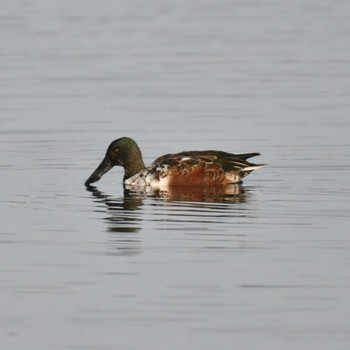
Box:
left=85, top=137, right=145, bottom=186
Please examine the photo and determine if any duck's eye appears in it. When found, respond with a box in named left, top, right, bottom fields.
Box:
left=113, top=148, right=119, bottom=154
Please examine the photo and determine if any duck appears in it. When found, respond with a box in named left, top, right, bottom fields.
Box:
left=84, top=137, right=265, bottom=187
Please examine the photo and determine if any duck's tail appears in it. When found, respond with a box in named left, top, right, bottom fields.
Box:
left=236, top=152, right=261, bottom=160
left=236, top=153, right=266, bottom=172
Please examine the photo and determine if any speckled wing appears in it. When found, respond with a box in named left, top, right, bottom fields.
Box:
left=150, top=151, right=262, bottom=185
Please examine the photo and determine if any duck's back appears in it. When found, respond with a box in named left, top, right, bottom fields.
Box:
left=147, top=150, right=263, bottom=186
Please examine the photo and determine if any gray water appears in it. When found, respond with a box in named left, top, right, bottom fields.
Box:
left=1, top=1, right=350, bottom=349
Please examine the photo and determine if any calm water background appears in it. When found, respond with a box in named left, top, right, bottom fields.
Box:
left=1, top=1, right=350, bottom=349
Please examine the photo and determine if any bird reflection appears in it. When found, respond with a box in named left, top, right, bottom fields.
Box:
left=124, top=183, right=247, bottom=203
left=86, top=185, right=144, bottom=256
left=85, top=184, right=248, bottom=255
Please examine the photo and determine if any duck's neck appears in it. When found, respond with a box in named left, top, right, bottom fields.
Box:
left=123, top=149, right=146, bottom=180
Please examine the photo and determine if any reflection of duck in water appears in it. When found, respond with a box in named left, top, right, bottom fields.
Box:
left=125, top=184, right=248, bottom=203
left=85, top=137, right=265, bottom=188
left=87, top=185, right=144, bottom=215
left=86, top=186, right=144, bottom=256
left=85, top=183, right=250, bottom=256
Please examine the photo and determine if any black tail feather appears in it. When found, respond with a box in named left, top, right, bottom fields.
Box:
left=237, top=152, right=261, bottom=160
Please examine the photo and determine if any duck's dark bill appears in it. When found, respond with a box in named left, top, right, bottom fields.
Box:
left=85, top=157, right=113, bottom=186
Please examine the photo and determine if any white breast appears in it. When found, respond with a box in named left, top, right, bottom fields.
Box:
left=124, top=170, right=170, bottom=188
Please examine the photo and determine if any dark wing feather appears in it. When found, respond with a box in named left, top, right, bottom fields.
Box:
left=152, top=150, right=261, bottom=172
left=235, top=152, right=260, bottom=160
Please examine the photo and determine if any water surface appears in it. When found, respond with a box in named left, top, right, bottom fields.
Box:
left=1, top=1, right=350, bottom=349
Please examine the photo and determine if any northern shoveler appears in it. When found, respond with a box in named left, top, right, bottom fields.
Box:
left=84, top=137, right=265, bottom=187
